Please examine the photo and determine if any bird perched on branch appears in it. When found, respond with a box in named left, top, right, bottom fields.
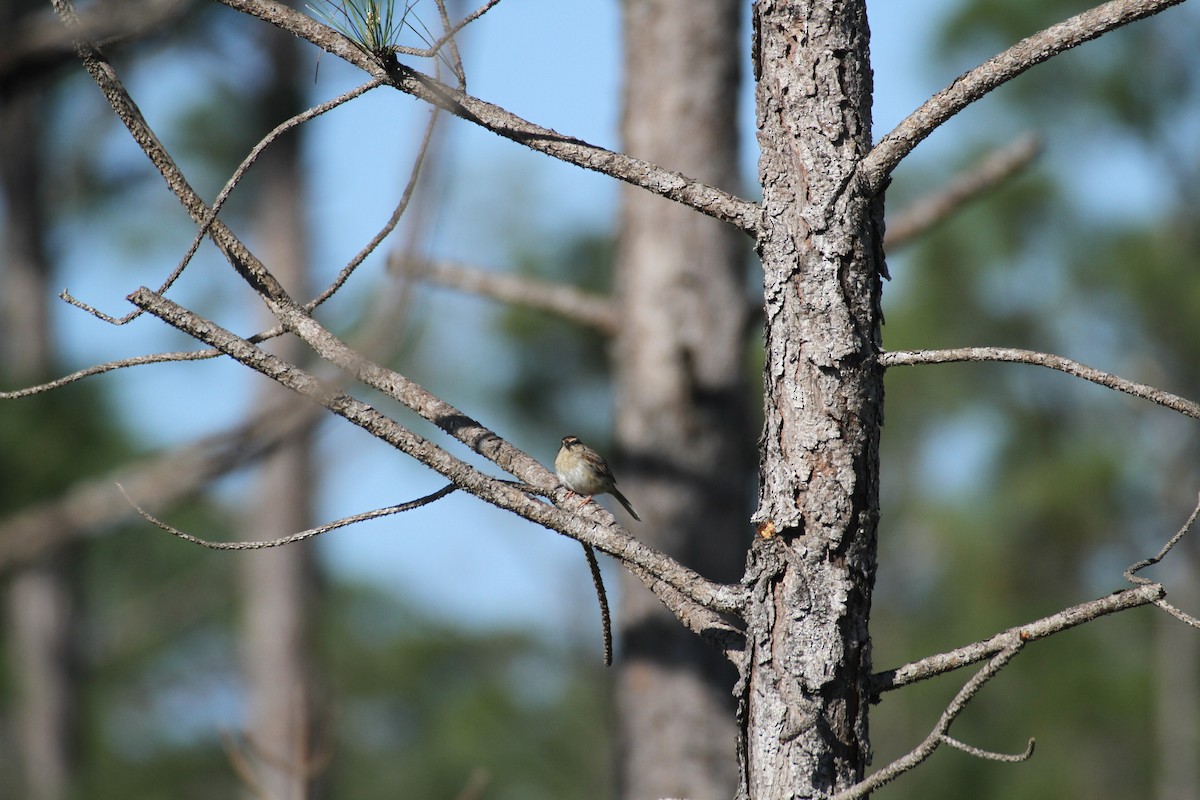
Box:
left=555, top=435, right=640, bottom=521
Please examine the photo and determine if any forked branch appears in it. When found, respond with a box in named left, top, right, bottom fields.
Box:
left=836, top=646, right=1033, bottom=800
left=870, top=583, right=1164, bottom=696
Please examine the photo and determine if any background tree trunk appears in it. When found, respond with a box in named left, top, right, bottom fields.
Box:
left=613, top=2, right=750, bottom=799
left=1, top=59, right=77, bottom=800
left=238, top=18, right=323, bottom=799
left=742, top=1, right=882, bottom=795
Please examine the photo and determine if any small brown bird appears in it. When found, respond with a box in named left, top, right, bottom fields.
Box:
left=555, top=435, right=640, bottom=521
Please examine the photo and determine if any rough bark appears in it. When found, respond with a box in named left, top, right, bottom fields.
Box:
left=613, top=2, right=751, bottom=799
left=238, top=20, right=323, bottom=799
left=741, top=1, right=883, bottom=796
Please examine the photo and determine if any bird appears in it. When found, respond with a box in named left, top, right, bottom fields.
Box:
left=555, top=435, right=640, bottom=521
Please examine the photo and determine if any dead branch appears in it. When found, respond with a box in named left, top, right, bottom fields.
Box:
left=400, top=256, right=618, bottom=334
left=836, top=646, right=1031, bottom=800
left=881, top=347, right=1200, bottom=420
left=0, top=398, right=320, bottom=572
left=1125, top=491, right=1200, bottom=628
left=119, top=482, right=459, bottom=549
left=884, top=134, right=1042, bottom=250
left=861, top=0, right=1187, bottom=195
left=871, top=583, right=1165, bottom=696
left=213, top=0, right=762, bottom=235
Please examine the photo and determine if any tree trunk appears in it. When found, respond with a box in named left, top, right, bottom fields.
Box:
left=238, top=19, right=323, bottom=799
left=741, top=1, right=883, bottom=796
left=614, top=2, right=750, bottom=799
left=1, top=66, right=77, bottom=800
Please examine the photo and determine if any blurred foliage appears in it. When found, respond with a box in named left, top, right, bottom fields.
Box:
left=872, top=1, right=1200, bottom=797
left=494, top=232, right=614, bottom=447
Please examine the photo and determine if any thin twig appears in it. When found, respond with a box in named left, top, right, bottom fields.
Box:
left=1125, top=492, right=1200, bottom=628
left=1125, top=491, right=1200, bottom=584
left=1, top=348, right=220, bottom=399
left=60, top=78, right=384, bottom=325
left=119, top=482, right=459, bottom=550
left=835, top=646, right=1029, bottom=800
left=884, top=134, right=1042, bottom=250
left=861, top=0, right=1187, bottom=194
left=942, top=734, right=1035, bottom=763
left=0, top=398, right=322, bottom=572
left=402, top=256, right=618, bottom=334
left=881, top=347, right=1200, bottom=420
left=307, top=104, right=441, bottom=312
left=431, top=0, right=467, bottom=88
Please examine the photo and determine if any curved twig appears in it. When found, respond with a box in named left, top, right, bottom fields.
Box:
left=881, top=347, right=1200, bottom=420
left=835, top=645, right=1028, bottom=800
left=1125, top=491, right=1200, bottom=584
left=118, top=481, right=459, bottom=549
left=60, top=77, right=384, bottom=325
left=942, top=734, right=1035, bottom=763
left=861, top=0, right=1187, bottom=195
left=1125, top=492, right=1200, bottom=628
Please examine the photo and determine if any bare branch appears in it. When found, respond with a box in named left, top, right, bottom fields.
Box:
left=4, top=100, right=437, bottom=400
left=213, top=0, right=762, bottom=235
left=308, top=104, right=441, bottom=312
left=871, top=583, right=1165, bottom=695
left=60, top=77, right=385, bottom=325
left=1, top=348, right=220, bottom=399
left=884, top=134, right=1042, bottom=250
left=0, top=399, right=320, bottom=572
left=1151, top=599, right=1200, bottom=629
left=400, top=256, right=618, bottom=334
left=860, top=0, right=1187, bottom=195
left=1125, top=492, right=1200, bottom=628
left=942, top=734, right=1035, bottom=763
left=118, top=482, right=459, bottom=549
left=1125, top=491, right=1200, bottom=584
left=125, top=288, right=747, bottom=617
left=881, top=347, right=1200, bottom=420
left=835, top=646, right=1028, bottom=800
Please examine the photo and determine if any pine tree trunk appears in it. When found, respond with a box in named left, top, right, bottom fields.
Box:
left=740, top=1, right=883, bottom=795
left=1, top=69, right=77, bottom=800
left=239, top=20, right=323, bottom=799
left=614, top=2, right=751, bottom=798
